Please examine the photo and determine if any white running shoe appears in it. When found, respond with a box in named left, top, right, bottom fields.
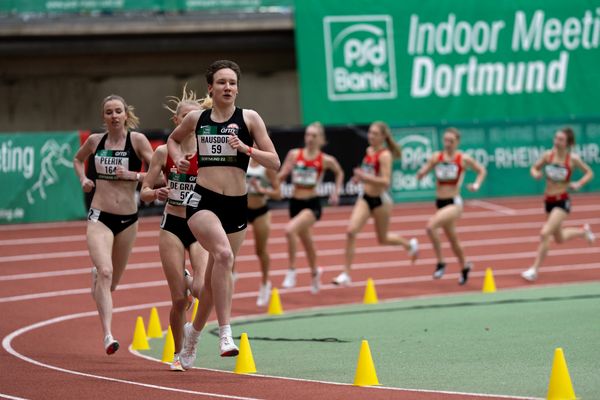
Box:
left=583, top=224, right=596, bottom=244
left=170, top=354, right=186, bottom=371
left=332, top=271, right=352, bottom=287
left=219, top=336, right=239, bottom=357
left=521, top=267, right=538, bottom=282
left=282, top=269, right=297, bottom=288
left=311, top=267, right=322, bottom=294
left=103, top=334, right=119, bottom=355
left=408, top=238, right=419, bottom=263
left=256, top=281, right=272, bottom=307
left=180, top=322, right=199, bottom=369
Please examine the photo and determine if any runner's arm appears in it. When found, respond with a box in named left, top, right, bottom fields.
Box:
left=355, top=150, right=392, bottom=189
left=416, top=152, right=438, bottom=180
left=325, top=154, right=344, bottom=205
left=73, top=135, right=97, bottom=193
left=569, top=154, right=594, bottom=191
left=530, top=152, right=548, bottom=180
left=277, top=149, right=298, bottom=182
left=240, top=109, right=280, bottom=171
left=140, top=146, right=169, bottom=203
left=463, top=153, right=486, bottom=192
left=167, top=110, right=201, bottom=173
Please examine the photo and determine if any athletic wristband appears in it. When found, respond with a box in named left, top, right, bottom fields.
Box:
left=247, top=147, right=253, bottom=156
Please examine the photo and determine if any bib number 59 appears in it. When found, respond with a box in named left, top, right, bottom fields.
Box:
left=211, top=144, right=222, bottom=154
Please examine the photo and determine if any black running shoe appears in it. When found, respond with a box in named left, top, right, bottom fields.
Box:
left=433, top=262, right=446, bottom=279
left=459, top=262, right=473, bottom=285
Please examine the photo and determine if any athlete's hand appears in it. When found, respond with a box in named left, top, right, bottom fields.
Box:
left=352, top=167, right=365, bottom=182
left=228, top=133, right=248, bottom=154
left=569, top=181, right=582, bottom=191
left=467, top=182, right=480, bottom=192
left=329, top=191, right=340, bottom=206
left=531, top=169, right=543, bottom=180
left=155, top=187, right=169, bottom=201
left=80, top=177, right=95, bottom=193
left=115, top=166, right=136, bottom=181
left=175, top=157, right=190, bottom=173
left=249, top=177, right=265, bottom=194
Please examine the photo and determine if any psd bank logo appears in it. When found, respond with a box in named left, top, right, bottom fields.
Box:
left=323, top=15, right=397, bottom=101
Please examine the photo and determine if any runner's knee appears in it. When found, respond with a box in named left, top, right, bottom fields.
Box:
left=213, top=247, right=234, bottom=270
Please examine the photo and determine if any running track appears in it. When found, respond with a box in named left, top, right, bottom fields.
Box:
left=1, top=195, right=599, bottom=400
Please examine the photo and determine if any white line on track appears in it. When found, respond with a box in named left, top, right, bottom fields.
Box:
left=469, top=200, right=517, bottom=215
left=0, top=394, right=30, bottom=400
left=2, top=203, right=599, bottom=247
left=1, top=303, right=262, bottom=400
left=2, top=288, right=549, bottom=399
left=1, top=246, right=598, bottom=303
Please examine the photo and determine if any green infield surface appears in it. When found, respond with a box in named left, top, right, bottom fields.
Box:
left=140, top=282, right=600, bottom=398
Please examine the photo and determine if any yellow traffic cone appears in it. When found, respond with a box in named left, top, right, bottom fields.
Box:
left=190, top=298, right=199, bottom=323
left=547, top=348, right=576, bottom=400
left=363, top=278, right=379, bottom=304
left=131, top=316, right=150, bottom=350
left=267, top=288, right=284, bottom=315
left=353, top=340, right=380, bottom=386
left=161, top=326, right=175, bottom=363
left=482, top=268, right=497, bottom=293
left=234, top=333, right=257, bottom=374
left=147, top=307, right=163, bottom=338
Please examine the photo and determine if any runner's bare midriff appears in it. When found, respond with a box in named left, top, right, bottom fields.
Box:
left=196, top=166, right=247, bottom=196
left=293, top=186, right=318, bottom=200
left=91, top=180, right=138, bottom=214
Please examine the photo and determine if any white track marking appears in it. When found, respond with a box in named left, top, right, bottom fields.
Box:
left=2, top=203, right=599, bottom=245
left=469, top=200, right=517, bottom=215
left=132, top=348, right=538, bottom=400
left=3, top=292, right=547, bottom=399
left=0, top=394, right=30, bottom=400
left=2, top=224, right=597, bottom=264
left=3, top=217, right=599, bottom=281
left=1, top=248, right=599, bottom=303
left=1, top=303, right=261, bottom=400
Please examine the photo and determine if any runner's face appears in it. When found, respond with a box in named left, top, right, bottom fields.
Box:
left=367, top=125, right=384, bottom=147
left=554, top=131, right=568, bottom=150
left=103, top=100, right=127, bottom=131
left=443, top=132, right=458, bottom=152
left=174, top=103, right=201, bottom=126
left=209, top=68, right=238, bottom=105
left=304, top=126, right=322, bottom=149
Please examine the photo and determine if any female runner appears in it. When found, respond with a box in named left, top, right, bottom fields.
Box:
left=416, top=127, right=486, bottom=285
left=140, top=86, right=210, bottom=370
left=521, top=127, right=594, bottom=281
left=278, top=122, right=344, bottom=293
left=167, top=60, right=280, bottom=369
left=74, top=95, right=153, bottom=354
left=333, top=121, right=418, bottom=286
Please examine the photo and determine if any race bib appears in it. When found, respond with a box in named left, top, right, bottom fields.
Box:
left=197, top=125, right=237, bottom=163
left=95, top=150, right=129, bottom=180
left=545, top=164, right=568, bottom=182
left=292, top=166, right=318, bottom=187
left=167, top=170, right=196, bottom=206
left=361, top=162, right=376, bottom=176
left=435, top=162, right=459, bottom=181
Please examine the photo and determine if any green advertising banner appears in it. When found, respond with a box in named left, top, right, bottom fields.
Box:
left=390, top=120, right=600, bottom=202
left=0, top=0, right=293, bottom=14
left=295, top=0, right=600, bottom=125
left=0, top=132, right=87, bottom=224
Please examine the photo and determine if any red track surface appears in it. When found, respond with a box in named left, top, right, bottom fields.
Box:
left=1, top=195, right=599, bottom=400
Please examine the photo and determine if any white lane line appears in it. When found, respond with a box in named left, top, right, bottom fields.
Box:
left=3, top=203, right=599, bottom=246
left=1, top=303, right=262, bottom=400
left=0, top=394, right=30, bottom=400
left=469, top=200, right=517, bottom=215
left=0, top=227, right=587, bottom=264
left=3, top=217, right=599, bottom=281
left=0, top=230, right=157, bottom=246
left=131, top=348, right=538, bottom=400
left=1, top=245, right=598, bottom=304
left=2, top=287, right=547, bottom=399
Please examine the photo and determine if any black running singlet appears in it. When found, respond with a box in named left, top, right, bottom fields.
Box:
left=91, top=132, right=143, bottom=181
left=195, top=107, right=252, bottom=172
